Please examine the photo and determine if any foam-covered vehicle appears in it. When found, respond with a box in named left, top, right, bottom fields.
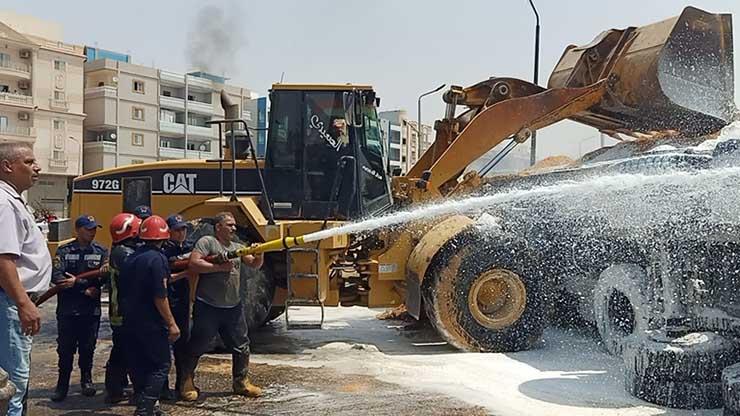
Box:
left=479, top=133, right=740, bottom=409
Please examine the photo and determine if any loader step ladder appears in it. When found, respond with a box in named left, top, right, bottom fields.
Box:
left=285, top=247, right=325, bottom=330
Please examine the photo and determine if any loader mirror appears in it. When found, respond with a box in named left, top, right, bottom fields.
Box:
left=343, top=91, right=363, bottom=128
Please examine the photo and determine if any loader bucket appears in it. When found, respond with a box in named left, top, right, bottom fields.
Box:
left=549, top=6, right=735, bottom=136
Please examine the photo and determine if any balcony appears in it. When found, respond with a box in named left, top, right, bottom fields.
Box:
left=0, top=60, right=31, bottom=80
left=0, top=92, right=33, bottom=107
left=0, top=126, right=36, bottom=141
left=160, top=120, right=185, bottom=136
left=159, top=146, right=213, bottom=160
left=84, top=141, right=117, bottom=153
left=159, top=119, right=214, bottom=137
left=187, top=99, right=213, bottom=115
left=160, top=95, right=185, bottom=111
left=84, top=85, right=117, bottom=98
left=160, top=95, right=213, bottom=115
left=48, top=157, right=68, bottom=169
left=188, top=124, right=214, bottom=137
left=49, top=98, right=69, bottom=111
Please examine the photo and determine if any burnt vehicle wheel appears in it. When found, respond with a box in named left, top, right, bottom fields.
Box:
left=722, top=363, right=740, bottom=415
left=422, top=229, right=545, bottom=352
left=623, top=330, right=739, bottom=409
left=592, top=264, right=651, bottom=355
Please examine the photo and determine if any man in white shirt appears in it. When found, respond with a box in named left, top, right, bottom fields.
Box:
left=0, top=142, right=52, bottom=416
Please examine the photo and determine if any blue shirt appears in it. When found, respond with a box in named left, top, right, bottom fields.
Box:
left=162, top=239, right=193, bottom=302
left=51, top=239, right=108, bottom=317
left=119, top=244, right=170, bottom=331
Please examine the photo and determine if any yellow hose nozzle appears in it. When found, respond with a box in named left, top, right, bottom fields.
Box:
left=230, top=235, right=306, bottom=258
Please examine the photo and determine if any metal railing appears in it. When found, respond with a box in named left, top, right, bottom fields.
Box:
left=0, top=60, right=31, bottom=74
left=0, top=92, right=33, bottom=105
left=0, top=126, right=33, bottom=137
left=49, top=98, right=69, bottom=110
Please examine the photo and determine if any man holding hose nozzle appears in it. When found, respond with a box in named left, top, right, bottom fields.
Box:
left=50, top=215, right=107, bottom=402
left=179, top=211, right=264, bottom=401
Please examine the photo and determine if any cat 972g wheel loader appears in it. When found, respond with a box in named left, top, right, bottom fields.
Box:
left=66, top=6, right=734, bottom=355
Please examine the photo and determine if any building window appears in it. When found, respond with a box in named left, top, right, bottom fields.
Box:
left=390, top=130, right=401, bottom=144
left=159, top=109, right=176, bottom=123
left=54, top=60, right=66, bottom=71
left=133, top=80, right=145, bottom=94
left=132, top=107, right=145, bottom=121
left=132, top=133, right=144, bottom=146
left=53, top=119, right=65, bottom=130
left=54, top=91, right=66, bottom=101
left=52, top=150, right=65, bottom=160
left=389, top=148, right=401, bottom=161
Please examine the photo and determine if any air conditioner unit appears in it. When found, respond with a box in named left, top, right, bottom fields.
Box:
left=18, top=112, right=29, bottom=121
left=18, top=81, right=29, bottom=90
left=19, top=50, right=31, bottom=59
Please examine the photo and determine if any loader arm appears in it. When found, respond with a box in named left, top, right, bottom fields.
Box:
left=423, top=81, right=607, bottom=191
left=400, top=6, right=733, bottom=200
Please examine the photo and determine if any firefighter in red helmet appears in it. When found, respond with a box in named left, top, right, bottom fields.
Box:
left=103, top=213, right=142, bottom=403
left=119, top=215, right=179, bottom=416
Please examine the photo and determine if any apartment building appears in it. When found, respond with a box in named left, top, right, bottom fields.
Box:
left=379, top=110, right=434, bottom=175
left=83, top=53, right=261, bottom=172
left=0, top=18, right=85, bottom=216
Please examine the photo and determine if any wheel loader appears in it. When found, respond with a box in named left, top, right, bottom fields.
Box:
left=64, top=6, right=736, bottom=403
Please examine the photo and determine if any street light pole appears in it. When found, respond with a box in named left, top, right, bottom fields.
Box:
left=528, top=0, right=540, bottom=166
left=417, top=83, right=446, bottom=165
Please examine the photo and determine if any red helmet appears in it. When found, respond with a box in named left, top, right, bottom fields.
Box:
left=109, top=213, right=142, bottom=244
left=139, top=215, right=170, bottom=241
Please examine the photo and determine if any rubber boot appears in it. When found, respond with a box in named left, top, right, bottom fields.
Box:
left=159, top=375, right=175, bottom=402
left=103, top=364, right=127, bottom=404
left=133, top=397, right=158, bottom=416
left=80, top=370, right=96, bottom=397
left=232, top=353, right=262, bottom=398
left=50, top=371, right=70, bottom=402
left=178, top=356, right=199, bottom=402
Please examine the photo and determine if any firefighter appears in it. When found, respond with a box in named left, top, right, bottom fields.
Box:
left=103, top=212, right=142, bottom=404
left=160, top=214, right=192, bottom=400
left=180, top=212, right=264, bottom=402
left=50, top=215, right=108, bottom=402
left=133, top=205, right=152, bottom=220
left=120, top=215, right=179, bottom=416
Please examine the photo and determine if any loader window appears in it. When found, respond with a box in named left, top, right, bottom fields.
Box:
left=266, top=91, right=301, bottom=169
left=122, top=176, right=151, bottom=214
left=358, top=103, right=392, bottom=215
left=304, top=92, right=351, bottom=202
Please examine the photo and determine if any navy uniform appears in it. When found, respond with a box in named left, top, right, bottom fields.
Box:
left=120, top=214, right=176, bottom=416
left=161, top=214, right=192, bottom=398
left=102, top=212, right=142, bottom=404
left=50, top=216, right=107, bottom=401
left=103, top=240, right=137, bottom=403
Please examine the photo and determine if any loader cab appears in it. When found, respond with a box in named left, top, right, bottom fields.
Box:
left=264, top=84, right=392, bottom=220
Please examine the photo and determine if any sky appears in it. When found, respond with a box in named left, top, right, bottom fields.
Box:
left=4, top=0, right=740, bottom=160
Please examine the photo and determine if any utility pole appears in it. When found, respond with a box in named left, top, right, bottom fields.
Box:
left=528, top=0, right=540, bottom=166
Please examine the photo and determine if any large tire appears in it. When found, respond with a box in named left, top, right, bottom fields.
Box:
left=623, top=331, right=740, bottom=382
left=722, top=363, right=740, bottom=415
left=593, top=264, right=651, bottom=356
left=422, top=228, right=545, bottom=352
left=623, top=330, right=738, bottom=409
left=624, top=369, right=723, bottom=409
